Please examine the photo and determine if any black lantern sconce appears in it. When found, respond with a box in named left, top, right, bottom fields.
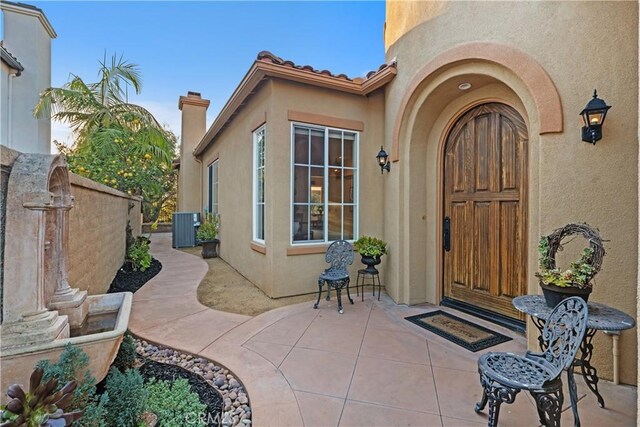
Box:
left=376, top=146, right=391, bottom=174
left=580, top=90, right=611, bottom=145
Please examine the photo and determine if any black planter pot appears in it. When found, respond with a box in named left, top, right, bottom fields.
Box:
left=540, top=282, right=591, bottom=308
left=201, top=239, right=220, bottom=259
left=361, top=255, right=382, bottom=274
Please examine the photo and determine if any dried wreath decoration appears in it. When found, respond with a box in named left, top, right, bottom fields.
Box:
left=536, top=223, right=605, bottom=289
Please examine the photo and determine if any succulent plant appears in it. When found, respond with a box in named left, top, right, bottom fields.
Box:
left=0, top=367, right=82, bottom=427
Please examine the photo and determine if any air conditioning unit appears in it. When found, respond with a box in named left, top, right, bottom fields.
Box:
left=172, top=212, right=200, bottom=248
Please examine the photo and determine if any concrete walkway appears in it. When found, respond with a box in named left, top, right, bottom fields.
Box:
left=129, top=233, right=636, bottom=426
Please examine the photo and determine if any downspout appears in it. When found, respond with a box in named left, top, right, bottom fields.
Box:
left=193, top=153, right=203, bottom=215
left=7, top=72, right=16, bottom=148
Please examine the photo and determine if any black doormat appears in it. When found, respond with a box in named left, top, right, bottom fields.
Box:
left=405, top=310, right=512, bottom=352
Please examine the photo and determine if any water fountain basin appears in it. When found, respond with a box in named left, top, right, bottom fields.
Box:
left=0, top=292, right=132, bottom=391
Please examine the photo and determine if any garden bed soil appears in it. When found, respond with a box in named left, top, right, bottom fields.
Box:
left=139, top=359, right=222, bottom=426
left=107, top=259, right=162, bottom=294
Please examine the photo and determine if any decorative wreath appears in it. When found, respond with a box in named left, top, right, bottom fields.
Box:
left=536, top=223, right=605, bottom=289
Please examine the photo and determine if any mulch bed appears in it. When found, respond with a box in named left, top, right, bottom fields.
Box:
left=107, top=259, right=162, bottom=294
left=139, top=359, right=223, bottom=426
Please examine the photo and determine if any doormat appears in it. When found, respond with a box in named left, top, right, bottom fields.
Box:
left=405, top=310, right=512, bottom=352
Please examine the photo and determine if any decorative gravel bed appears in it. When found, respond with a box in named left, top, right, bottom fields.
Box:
left=108, top=259, right=162, bottom=294
left=135, top=338, right=252, bottom=426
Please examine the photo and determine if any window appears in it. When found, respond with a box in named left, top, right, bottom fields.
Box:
left=207, top=160, right=218, bottom=214
left=253, top=126, right=266, bottom=242
left=291, top=124, right=358, bottom=244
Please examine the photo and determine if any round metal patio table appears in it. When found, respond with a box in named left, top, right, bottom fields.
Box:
left=513, top=295, right=635, bottom=427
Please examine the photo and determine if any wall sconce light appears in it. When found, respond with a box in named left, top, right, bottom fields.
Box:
left=376, top=146, right=391, bottom=174
left=580, top=90, right=611, bottom=144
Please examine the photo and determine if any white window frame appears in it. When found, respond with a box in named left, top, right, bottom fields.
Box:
left=290, top=122, right=359, bottom=245
left=253, top=125, right=266, bottom=243
left=207, top=159, right=219, bottom=215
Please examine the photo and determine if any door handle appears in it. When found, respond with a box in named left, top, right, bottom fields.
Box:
left=443, top=217, right=451, bottom=252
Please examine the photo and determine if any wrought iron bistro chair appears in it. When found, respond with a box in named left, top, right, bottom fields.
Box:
left=475, top=297, right=588, bottom=427
left=313, top=240, right=354, bottom=314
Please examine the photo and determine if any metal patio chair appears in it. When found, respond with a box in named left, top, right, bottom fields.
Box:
left=313, top=240, right=354, bottom=314
left=475, top=297, right=588, bottom=427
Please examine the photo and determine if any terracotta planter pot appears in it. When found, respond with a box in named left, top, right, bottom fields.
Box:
left=361, top=255, right=382, bottom=274
left=540, top=282, right=591, bottom=308
left=201, top=239, right=220, bottom=259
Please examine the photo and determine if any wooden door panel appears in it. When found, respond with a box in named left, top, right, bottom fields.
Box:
left=473, top=202, right=491, bottom=293
left=443, top=103, right=528, bottom=320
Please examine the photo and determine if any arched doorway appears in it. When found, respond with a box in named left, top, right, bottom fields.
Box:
left=442, top=102, right=528, bottom=320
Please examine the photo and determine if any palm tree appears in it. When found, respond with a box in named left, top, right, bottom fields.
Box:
left=34, top=53, right=173, bottom=163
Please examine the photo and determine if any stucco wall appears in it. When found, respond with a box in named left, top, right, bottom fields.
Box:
left=1, top=4, right=53, bottom=154
left=384, top=1, right=638, bottom=384
left=68, top=173, right=142, bottom=295
left=199, top=79, right=387, bottom=298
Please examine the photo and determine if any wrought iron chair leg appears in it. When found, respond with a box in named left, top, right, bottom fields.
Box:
left=376, top=273, right=381, bottom=300
left=336, top=287, right=343, bottom=314
left=346, top=279, right=354, bottom=304
left=567, top=368, right=581, bottom=427
left=313, top=280, right=323, bottom=309
left=532, top=389, right=563, bottom=427
left=474, top=390, right=488, bottom=413
left=486, top=397, right=501, bottom=427
left=326, top=287, right=331, bottom=301
left=356, top=272, right=360, bottom=297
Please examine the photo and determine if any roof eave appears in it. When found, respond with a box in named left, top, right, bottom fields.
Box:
left=0, top=47, right=24, bottom=75
left=193, top=61, right=397, bottom=157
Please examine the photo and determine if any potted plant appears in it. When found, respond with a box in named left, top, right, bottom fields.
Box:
left=535, top=223, right=605, bottom=307
left=354, top=236, right=387, bottom=274
left=196, top=213, right=220, bottom=258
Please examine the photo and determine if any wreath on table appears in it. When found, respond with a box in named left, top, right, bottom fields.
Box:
left=535, top=223, right=605, bottom=290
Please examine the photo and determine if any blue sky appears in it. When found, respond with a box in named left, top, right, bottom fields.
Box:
left=31, top=1, right=386, bottom=146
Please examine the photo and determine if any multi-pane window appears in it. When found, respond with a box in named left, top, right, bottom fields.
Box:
left=207, top=160, right=218, bottom=215
left=292, top=124, right=358, bottom=244
left=253, top=126, right=266, bottom=242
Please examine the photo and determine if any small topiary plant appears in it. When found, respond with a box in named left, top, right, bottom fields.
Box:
left=127, top=236, right=151, bottom=272
left=112, top=331, right=136, bottom=372
left=145, top=378, right=206, bottom=427
left=102, top=368, right=146, bottom=427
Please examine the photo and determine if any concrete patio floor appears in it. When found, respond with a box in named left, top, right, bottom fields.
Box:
left=129, top=233, right=637, bottom=426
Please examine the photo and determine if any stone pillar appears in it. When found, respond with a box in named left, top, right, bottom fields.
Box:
left=48, top=194, right=87, bottom=328
left=178, top=91, right=209, bottom=212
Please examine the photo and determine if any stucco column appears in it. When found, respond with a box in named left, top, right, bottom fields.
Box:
left=178, top=92, right=210, bottom=212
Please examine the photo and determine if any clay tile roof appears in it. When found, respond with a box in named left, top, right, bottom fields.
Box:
left=256, top=50, right=396, bottom=84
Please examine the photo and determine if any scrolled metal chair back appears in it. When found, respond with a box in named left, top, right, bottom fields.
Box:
left=541, top=297, right=589, bottom=374
left=325, top=240, right=354, bottom=272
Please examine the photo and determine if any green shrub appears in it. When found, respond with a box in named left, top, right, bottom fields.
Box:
left=354, top=236, right=388, bottom=257
left=196, top=213, right=219, bottom=241
left=127, top=236, right=151, bottom=272
left=145, top=378, right=206, bottom=427
left=113, top=331, right=137, bottom=372
left=36, top=343, right=107, bottom=427
left=102, top=367, right=146, bottom=427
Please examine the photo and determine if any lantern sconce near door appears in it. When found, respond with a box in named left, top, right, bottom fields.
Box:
left=580, top=90, right=611, bottom=145
left=376, top=146, right=391, bottom=174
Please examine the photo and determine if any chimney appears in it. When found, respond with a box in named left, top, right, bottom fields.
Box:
left=178, top=91, right=210, bottom=212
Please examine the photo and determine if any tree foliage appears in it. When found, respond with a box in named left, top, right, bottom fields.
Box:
left=35, top=54, right=177, bottom=222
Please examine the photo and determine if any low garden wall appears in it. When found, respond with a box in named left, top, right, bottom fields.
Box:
left=68, top=172, right=142, bottom=295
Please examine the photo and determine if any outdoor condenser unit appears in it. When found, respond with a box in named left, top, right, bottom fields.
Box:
left=172, top=212, right=200, bottom=248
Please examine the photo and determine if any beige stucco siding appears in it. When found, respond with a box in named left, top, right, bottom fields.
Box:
left=198, top=79, right=387, bottom=298
left=199, top=82, right=274, bottom=294
left=384, top=0, right=638, bottom=384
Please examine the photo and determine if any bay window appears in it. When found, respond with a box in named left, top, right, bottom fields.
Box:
left=292, top=124, right=358, bottom=244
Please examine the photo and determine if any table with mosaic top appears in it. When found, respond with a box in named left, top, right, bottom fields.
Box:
left=513, top=295, right=635, bottom=426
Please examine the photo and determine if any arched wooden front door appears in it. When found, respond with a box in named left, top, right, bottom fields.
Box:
left=443, top=103, right=528, bottom=320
